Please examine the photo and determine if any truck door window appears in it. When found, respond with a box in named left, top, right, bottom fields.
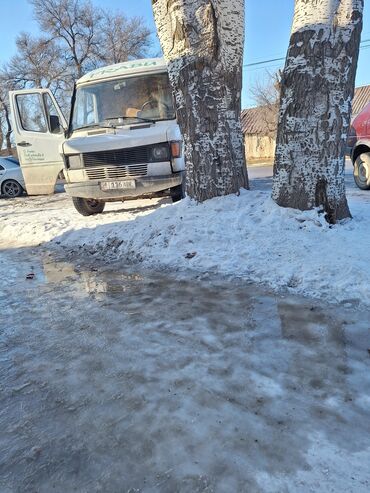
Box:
left=16, top=93, right=48, bottom=133
left=43, top=93, right=64, bottom=134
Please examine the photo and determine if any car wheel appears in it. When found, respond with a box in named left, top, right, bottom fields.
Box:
left=354, top=152, right=370, bottom=190
left=1, top=179, right=23, bottom=198
left=170, top=182, right=185, bottom=203
left=72, top=197, right=105, bottom=216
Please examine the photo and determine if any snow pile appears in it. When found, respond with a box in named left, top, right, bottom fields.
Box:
left=1, top=189, right=369, bottom=306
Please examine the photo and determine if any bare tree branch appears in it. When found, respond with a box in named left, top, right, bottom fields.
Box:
left=249, top=71, right=281, bottom=138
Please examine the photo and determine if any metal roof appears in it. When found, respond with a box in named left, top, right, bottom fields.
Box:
left=352, top=85, right=370, bottom=117
left=241, top=105, right=278, bottom=135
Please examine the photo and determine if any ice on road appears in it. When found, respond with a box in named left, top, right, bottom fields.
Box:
left=0, top=249, right=370, bottom=492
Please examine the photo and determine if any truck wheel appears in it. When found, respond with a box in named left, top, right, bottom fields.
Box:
left=72, top=197, right=105, bottom=216
left=354, top=152, right=370, bottom=190
left=170, top=183, right=185, bottom=203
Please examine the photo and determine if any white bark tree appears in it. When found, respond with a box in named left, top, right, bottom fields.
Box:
left=272, top=0, right=364, bottom=223
left=152, top=0, right=249, bottom=201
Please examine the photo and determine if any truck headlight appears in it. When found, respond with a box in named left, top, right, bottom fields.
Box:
left=67, top=154, right=82, bottom=169
left=151, top=144, right=170, bottom=162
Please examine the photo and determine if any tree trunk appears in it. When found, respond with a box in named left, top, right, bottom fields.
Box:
left=272, top=0, right=363, bottom=223
left=0, top=117, right=3, bottom=150
left=152, top=0, right=249, bottom=201
left=4, top=104, right=12, bottom=152
left=0, top=96, right=12, bottom=152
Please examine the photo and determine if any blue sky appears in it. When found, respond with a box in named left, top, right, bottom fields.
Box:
left=0, top=0, right=369, bottom=107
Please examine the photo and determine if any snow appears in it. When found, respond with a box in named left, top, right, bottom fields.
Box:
left=1, top=185, right=370, bottom=307
left=256, top=433, right=370, bottom=493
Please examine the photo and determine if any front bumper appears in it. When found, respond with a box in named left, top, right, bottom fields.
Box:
left=64, top=173, right=183, bottom=199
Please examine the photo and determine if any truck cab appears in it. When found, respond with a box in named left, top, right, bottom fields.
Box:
left=9, top=58, right=185, bottom=215
left=347, top=101, right=370, bottom=190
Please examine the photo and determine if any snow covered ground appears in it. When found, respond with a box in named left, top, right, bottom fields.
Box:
left=1, top=166, right=370, bottom=492
left=0, top=165, right=369, bottom=307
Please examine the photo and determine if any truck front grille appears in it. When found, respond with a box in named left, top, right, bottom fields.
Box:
left=86, top=164, right=148, bottom=181
left=82, top=146, right=151, bottom=167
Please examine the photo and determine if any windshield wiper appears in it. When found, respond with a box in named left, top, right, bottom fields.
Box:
left=74, top=123, right=117, bottom=131
left=105, top=115, right=155, bottom=124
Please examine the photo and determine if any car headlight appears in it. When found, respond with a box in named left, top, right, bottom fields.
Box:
left=151, top=144, right=170, bottom=162
left=67, top=154, right=82, bottom=169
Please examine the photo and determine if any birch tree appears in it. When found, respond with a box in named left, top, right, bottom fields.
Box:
left=152, top=0, right=249, bottom=201
left=272, top=0, right=363, bottom=223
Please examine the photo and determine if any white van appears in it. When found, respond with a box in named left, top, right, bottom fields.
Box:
left=9, top=58, right=185, bottom=215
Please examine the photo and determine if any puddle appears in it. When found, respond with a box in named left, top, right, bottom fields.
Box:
left=1, top=247, right=370, bottom=493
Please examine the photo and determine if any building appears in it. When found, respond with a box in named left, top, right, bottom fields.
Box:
left=241, top=84, right=370, bottom=162
left=241, top=104, right=277, bottom=162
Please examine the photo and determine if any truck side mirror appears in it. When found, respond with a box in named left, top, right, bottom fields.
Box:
left=50, top=114, right=62, bottom=134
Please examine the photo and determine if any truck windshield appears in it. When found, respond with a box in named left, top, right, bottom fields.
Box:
left=71, top=73, right=176, bottom=131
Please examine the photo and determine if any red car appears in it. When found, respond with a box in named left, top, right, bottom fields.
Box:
left=347, top=102, right=370, bottom=190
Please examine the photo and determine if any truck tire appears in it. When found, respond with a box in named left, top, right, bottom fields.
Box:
left=170, top=182, right=185, bottom=203
left=72, top=197, right=105, bottom=216
left=354, top=152, right=370, bottom=190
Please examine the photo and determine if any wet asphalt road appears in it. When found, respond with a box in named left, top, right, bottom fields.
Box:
left=1, top=247, right=370, bottom=492
left=248, top=160, right=370, bottom=204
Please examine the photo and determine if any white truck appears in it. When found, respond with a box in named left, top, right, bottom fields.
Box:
left=9, top=58, right=185, bottom=215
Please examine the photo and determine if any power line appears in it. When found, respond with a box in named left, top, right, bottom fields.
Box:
left=244, top=57, right=284, bottom=68
left=244, top=38, right=370, bottom=69
left=245, top=63, right=285, bottom=73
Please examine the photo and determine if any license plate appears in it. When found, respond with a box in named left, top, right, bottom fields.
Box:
left=100, top=180, right=136, bottom=191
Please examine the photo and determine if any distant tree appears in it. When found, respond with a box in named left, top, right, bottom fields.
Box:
left=0, top=83, right=13, bottom=152
left=30, top=0, right=153, bottom=79
left=272, top=0, right=364, bottom=223
left=99, top=12, right=151, bottom=64
left=0, top=0, right=153, bottom=145
left=0, top=112, right=3, bottom=151
left=5, top=33, right=70, bottom=90
left=30, top=0, right=103, bottom=78
left=250, top=71, right=281, bottom=138
left=152, top=0, right=249, bottom=201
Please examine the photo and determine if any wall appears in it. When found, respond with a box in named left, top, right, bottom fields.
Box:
left=245, top=134, right=276, bottom=162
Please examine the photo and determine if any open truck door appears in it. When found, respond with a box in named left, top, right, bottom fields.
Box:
left=9, top=89, right=67, bottom=195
